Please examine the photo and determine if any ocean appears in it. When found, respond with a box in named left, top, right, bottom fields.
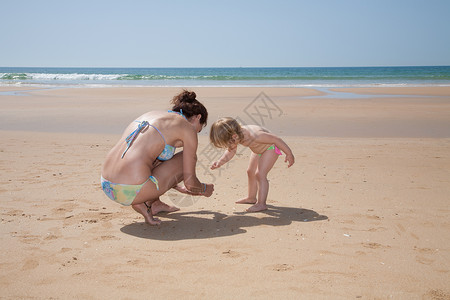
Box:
left=1, top=66, right=449, bottom=88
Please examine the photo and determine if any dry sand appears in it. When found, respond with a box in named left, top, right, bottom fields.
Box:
left=0, top=86, right=449, bottom=299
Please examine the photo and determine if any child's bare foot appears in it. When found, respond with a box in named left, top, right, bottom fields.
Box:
left=132, top=203, right=162, bottom=225
left=236, top=197, right=257, bottom=204
left=151, top=200, right=180, bottom=215
left=246, top=203, right=268, bottom=212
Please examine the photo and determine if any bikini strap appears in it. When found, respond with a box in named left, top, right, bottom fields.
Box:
left=141, top=175, right=159, bottom=191
left=148, top=124, right=166, bottom=144
left=149, top=175, right=159, bottom=190
left=121, top=120, right=149, bottom=158
left=168, top=109, right=188, bottom=121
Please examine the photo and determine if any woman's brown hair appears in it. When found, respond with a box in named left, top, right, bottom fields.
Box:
left=171, top=90, right=208, bottom=126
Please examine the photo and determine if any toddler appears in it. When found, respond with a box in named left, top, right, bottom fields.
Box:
left=210, top=117, right=294, bottom=212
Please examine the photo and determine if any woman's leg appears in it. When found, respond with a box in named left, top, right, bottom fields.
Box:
left=247, top=149, right=279, bottom=212
left=131, top=152, right=184, bottom=224
left=236, top=152, right=259, bottom=204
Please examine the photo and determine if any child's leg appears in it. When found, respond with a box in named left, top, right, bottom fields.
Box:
left=236, top=152, right=259, bottom=204
left=247, top=149, right=279, bottom=212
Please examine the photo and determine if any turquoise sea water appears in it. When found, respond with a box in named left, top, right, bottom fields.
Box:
left=1, top=66, right=449, bottom=87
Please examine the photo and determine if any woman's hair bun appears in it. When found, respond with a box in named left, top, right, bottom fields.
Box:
left=172, top=89, right=196, bottom=105
left=170, top=89, right=208, bottom=125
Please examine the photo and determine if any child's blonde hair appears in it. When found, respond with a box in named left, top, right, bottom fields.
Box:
left=210, top=117, right=244, bottom=148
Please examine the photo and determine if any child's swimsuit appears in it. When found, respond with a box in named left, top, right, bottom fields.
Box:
left=258, top=145, right=283, bottom=156
left=101, top=110, right=187, bottom=205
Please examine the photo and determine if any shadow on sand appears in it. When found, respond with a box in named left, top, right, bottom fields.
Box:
left=120, top=205, right=328, bottom=241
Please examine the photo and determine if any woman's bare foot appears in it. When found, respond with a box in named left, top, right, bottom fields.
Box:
left=236, top=197, right=257, bottom=204
left=246, top=203, right=268, bottom=212
left=132, top=203, right=161, bottom=225
left=151, top=200, right=180, bottom=215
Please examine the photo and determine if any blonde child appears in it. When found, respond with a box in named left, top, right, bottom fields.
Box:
left=210, top=117, right=294, bottom=212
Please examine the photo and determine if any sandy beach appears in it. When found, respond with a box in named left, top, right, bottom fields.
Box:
left=1, top=86, right=449, bottom=299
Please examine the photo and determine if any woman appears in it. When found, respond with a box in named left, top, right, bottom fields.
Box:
left=101, top=90, right=214, bottom=225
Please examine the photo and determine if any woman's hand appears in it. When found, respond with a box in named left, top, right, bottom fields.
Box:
left=173, top=184, right=193, bottom=195
left=175, top=183, right=214, bottom=197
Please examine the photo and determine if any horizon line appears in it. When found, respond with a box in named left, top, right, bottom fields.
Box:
left=1, top=65, right=449, bottom=69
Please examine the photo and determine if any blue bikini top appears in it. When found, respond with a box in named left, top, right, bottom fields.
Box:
left=121, top=110, right=187, bottom=161
left=152, top=125, right=176, bottom=161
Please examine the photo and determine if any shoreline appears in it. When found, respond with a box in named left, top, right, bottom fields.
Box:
left=2, top=65, right=450, bottom=89
left=2, top=83, right=450, bottom=90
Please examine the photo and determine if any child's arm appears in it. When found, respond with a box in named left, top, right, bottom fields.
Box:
left=256, top=132, right=295, bottom=167
left=211, top=146, right=237, bottom=169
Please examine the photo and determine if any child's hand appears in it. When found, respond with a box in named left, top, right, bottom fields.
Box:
left=210, top=161, right=221, bottom=170
left=285, top=153, right=295, bottom=168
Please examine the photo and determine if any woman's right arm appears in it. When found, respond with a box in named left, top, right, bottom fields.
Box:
left=181, top=128, right=214, bottom=196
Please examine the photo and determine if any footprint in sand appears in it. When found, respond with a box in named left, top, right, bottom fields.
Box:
left=52, top=202, right=77, bottom=215
left=415, top=255, right=435, bottom=265
left=362, top=242, right=391, bottom=249
left=368, top=227, right=387, bottom=232
left=127, top=258, right=149, bottom=265
left=270, top=263, right=294, bottom=272
left=98, top=235, right=120, bottom=241
left=423, top=289, right=450, bottom=300
left=414, top=246, right=436, bottom=254
left=395, top=223, right=406, bottom=235
left=44, top=234, right=59, bottom=241
left=18, top=235, right=41, bottom=244
left=222, top=250, right=243, bottom=258
left=22, top=259, right=39, bottom=271
left=6, top=209, right=23, bottom=217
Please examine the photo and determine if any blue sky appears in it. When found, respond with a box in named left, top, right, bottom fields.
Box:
left=1, top=0, right=449, bottom=67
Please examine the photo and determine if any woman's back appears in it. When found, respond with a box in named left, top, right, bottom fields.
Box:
left=102, top=110, right=189, bottom=184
